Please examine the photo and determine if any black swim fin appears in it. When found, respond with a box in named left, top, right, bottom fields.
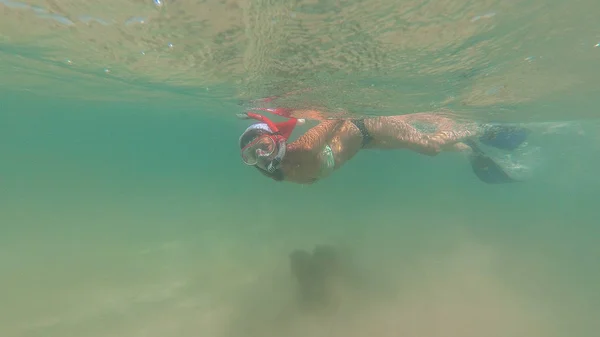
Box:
left=464, top=140, right=517, bottom=184
left=479, top=124, right=529, bottom=151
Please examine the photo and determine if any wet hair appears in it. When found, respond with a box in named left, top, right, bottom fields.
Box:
left=239, top=129, right=284, bottom=181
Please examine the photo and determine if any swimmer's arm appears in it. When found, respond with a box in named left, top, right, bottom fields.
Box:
left=288, top=120, right=344, bottom=154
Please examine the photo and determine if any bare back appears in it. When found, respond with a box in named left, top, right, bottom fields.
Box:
left=274, top=113, right=477, bottom=183
left=280, top=120, right=364, bottom=183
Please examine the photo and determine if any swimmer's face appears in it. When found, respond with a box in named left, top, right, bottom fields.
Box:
left=241, top=134, right=277, bottom=166
left=239, top=131, right=284, bottom=181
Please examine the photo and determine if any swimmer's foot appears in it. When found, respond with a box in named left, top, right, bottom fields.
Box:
left=464, top=140, right=517, bottom=184
left=479, top=124, right=529, bottom=150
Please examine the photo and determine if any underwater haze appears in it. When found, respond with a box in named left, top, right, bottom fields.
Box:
left=2, top=1, right=600, bottom=337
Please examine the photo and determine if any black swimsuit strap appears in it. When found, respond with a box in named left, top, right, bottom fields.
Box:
left=350, top=119, right=373, bottom=147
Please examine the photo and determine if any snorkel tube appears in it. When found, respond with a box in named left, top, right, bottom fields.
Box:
left=268, top=138, right=286, bottom=173
left=237, top=111, right=297, bottom=173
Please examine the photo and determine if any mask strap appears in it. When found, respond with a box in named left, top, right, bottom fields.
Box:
left=267, top=138, right=287, bottom=172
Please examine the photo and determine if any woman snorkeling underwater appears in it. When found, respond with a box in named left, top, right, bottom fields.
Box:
left=238, top=107, right=529, bottom=185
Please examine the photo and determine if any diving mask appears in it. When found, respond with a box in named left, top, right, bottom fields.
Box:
left=238, top=111, right=297, bottom=173
left=241, top=134, right=278, bottom=166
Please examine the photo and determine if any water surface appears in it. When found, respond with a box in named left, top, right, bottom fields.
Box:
left=1, top=1, right=600, bottom=336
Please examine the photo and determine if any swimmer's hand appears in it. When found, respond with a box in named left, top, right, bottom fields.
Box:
left=237, top=112, right=305, bottom=126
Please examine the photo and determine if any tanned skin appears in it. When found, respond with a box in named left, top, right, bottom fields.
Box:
left=266, top=111, right=477, bottom=184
